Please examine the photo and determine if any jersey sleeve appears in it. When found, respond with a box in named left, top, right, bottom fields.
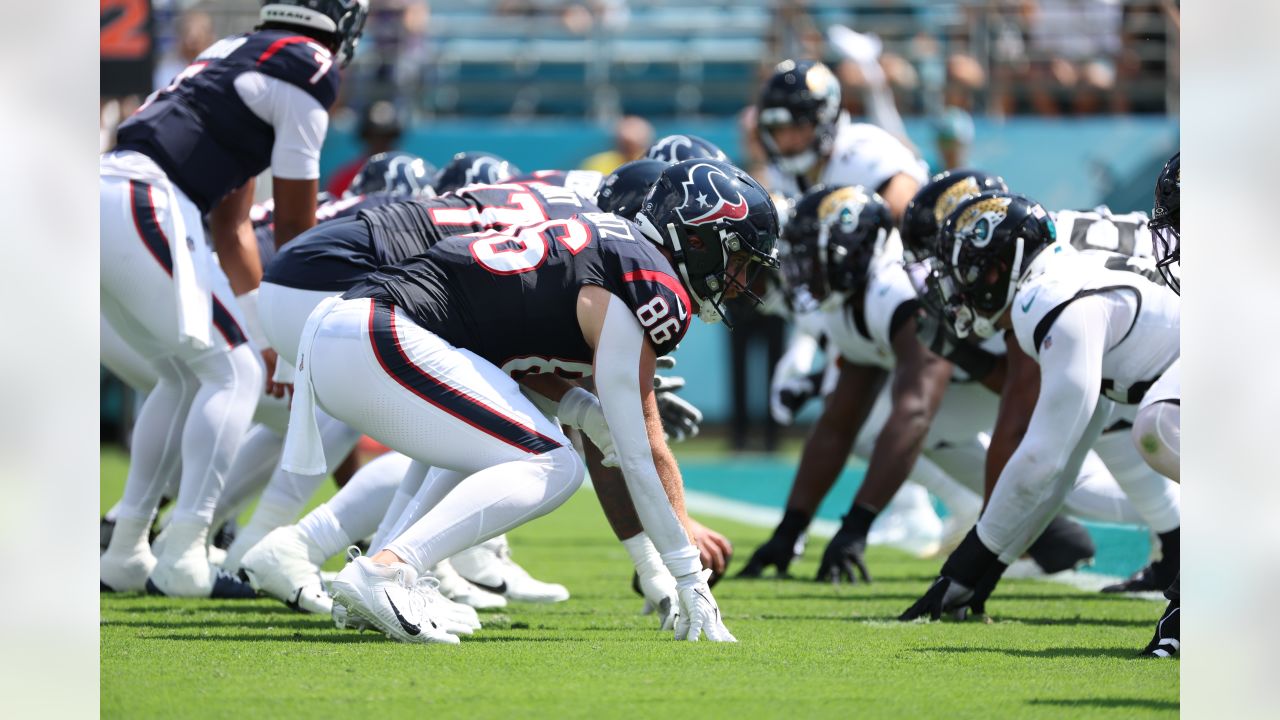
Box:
left=828, top=124, right=928, bottom=191
left=865, top=263, right=921, bottom=349
left=616, top=267, right=693, bottom=357
left=251, top=35, right=340, bottom=109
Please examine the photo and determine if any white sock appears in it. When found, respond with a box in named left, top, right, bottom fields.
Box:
left=104, top=515, right=153, bottom=558
left=297, top=504, right=352, bottom=561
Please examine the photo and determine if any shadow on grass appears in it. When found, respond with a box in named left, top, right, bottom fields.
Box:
left=106, top=601, right=299, bottom=616
left=140, top=632, right=599, bottom=645
left=1027, top=698, right=1178, bottom=712
left=104, top=617, right=330, bottom=631
left=915, top=646, right=1152, bottom=660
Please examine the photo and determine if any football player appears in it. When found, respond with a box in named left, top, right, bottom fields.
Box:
left=904, top=171, right=1181, bottom=594
left=99, top=0, right=369, bottom=598
left=280, top=158, right=779, bottom=643
left=756, top=59, right=928, bottom=219
left=1135, top=152, right=1181, bottom=658
left=899, top=191, right=1179, bottom=626
left=645, top=134, right=729, bottom=164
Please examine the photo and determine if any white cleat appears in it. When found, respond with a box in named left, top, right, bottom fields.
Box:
left=450, top=535, right=570, bottom=603
left=868, top=483, right=944, bottom=558
left=431, top=559, right=507, bottom=609
left=240, top=526, right=332, bottom=614
left=100, top=546, right=157, bottom=593
left=221, top=524, right=272, bottom=576
left=146, top=521, right=256, bottom=599
left=411, top=575, right=480, bottom=635
left=328, top=556, right=459, bottom=645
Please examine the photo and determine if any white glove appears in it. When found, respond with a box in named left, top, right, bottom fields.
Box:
left=674, top=569, right=736, bottom=642
left=770, top=331, right=821, bottom=425
left=558, top=387, right=618, bottom=467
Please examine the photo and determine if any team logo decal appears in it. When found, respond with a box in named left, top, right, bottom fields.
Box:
left=817, top=186, right=871, bottom=232
left=650, top=135, right=693, bottom=162
left=676, top=162, right=748, bottom=225
left=464, top=157, right=508, bottom=186
left=385, top=156, right=428, bottom=192
left=934, top=178, right=982, bottom=224
left=954, top=196, right=1012, bottom=248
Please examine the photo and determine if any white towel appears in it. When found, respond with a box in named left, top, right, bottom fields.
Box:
left=163, top=182, right=214, bottom=351
left=281, top=296, right=342, bottom=475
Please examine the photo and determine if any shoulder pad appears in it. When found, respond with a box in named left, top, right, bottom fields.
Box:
left=251, top=32, right=340, bottom=108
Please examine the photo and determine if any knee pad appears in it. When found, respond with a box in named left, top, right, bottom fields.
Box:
left=1133, top=401, right=1180, bottom=483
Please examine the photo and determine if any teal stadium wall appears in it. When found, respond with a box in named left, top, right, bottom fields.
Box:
left=321, top=116, right=1178, bottom=424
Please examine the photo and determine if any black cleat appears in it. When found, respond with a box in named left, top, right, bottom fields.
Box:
left=1026, top=515, right=1095, bottom=574
left=1102, top=563, right=1175, bottom=594
left=1139, top=599, right=1180, bottom=658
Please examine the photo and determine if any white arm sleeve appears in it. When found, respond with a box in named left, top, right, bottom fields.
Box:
left=595, top=294, right=701, bottom=578
left=233, top=71, right=329, bottom=180
left=977, top=296, right=1113, bottom=559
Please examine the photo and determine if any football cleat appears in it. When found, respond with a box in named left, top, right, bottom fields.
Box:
left=430, top=559, right=507, bottom=610
left=220, top=523, right=273, bottom=577
left=1139, top=599, right=1180, bottom=658
left=100, top=546, right=157, bottom=593
left=239, top=526, right=332, bottom=614
left=1102, top=561, right=1176, bottom=594
left=146, top=521, right=257, bottom=599
left=450, top=535, right=570, bottom=603
left=328, top=556, right=459, bottom=645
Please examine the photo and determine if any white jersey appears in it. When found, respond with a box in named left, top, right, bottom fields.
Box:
left=766, top=119, right=929, bottom=199
left=821, top=260, right=919, bottom=370
left=1011, top=244, right=1180, bottom=404
left=1053, top=207, right=1153, bottom=259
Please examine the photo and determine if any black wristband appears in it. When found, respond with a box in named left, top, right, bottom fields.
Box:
left=940, top=527, right=999, bottom=587
left=776, top=507, right=813, bottom=539
left=839, top=503, right=878, bottom=539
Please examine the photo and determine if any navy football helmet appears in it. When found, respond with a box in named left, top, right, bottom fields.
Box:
left=1150, top=151, right=1180, bottom=295
left=259, top=1, right=369, bottom=66
left=817, top=187, right=894, bottom=301
left=779, top=185, right=837, bottom=296
left=900, top=169, right=1008, bottom=263
left=645, top=135, right=728, bottom=164
left=433, top=152, right=521, bottom=195
left=757, top=59, right=841, bottom=175
left=940, top=192, right=1057, bottom=338
left=595, top=159, right=666, bottom=220
left=637, top=159, right=780, bottom=325
left=346, top=151, right=436, bottom=199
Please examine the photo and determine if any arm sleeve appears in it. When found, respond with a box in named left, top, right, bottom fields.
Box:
left=976, top=295, right=1112, bottom=558
left=594, top=294, right=701, bottom=577
left=233, top=71, right=329, bottom=180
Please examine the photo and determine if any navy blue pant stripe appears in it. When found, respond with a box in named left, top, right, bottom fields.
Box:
left=368, top=301, right=561, bottom=455
left=129, top=180, right=247, bottom=348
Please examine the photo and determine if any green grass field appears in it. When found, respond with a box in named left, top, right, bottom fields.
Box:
left=100, top=446, right=1178, bottom=719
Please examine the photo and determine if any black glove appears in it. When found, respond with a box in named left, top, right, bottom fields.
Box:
left=815, top=525, right=872, bottom=585
left=736, top=509, right=810, bottom=578
left=898, top=575, right=976, bottom=621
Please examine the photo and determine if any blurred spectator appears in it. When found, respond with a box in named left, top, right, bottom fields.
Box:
left=1025, top=0, right=1124, bottom=115
left=580, top=115, right=654, bottom=174
left=1115, top=0, right=1179, bottom=113
left=152, top=8, right=215, bottom=91
left=933, top=106, right=975, bottom=170
left=341, top=1, right=436, bottom=114
left=325, top=100, right=406, bottom=197
left=767, top=0, right=823, bottom=64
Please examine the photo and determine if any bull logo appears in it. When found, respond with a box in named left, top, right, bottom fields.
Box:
left=676, top=162, right=748, bottom=226
left=954, top=196, right=1012, bottom=249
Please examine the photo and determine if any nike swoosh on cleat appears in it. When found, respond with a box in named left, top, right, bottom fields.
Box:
left=385, top=590, right=421, bottom=636
left=468, top=579, right=508, bottom=595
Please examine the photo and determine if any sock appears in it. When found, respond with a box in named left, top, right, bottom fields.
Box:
left=298, top=504, right=352, bottom=561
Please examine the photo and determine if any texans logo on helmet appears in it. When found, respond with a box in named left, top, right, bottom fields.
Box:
left=466, top=157, right=508, bottom=186
left=676, top=163, right=748, bottom=226
left=385, top=156, right=428, bottom=192
left=648, top=135, right=693, bottom=161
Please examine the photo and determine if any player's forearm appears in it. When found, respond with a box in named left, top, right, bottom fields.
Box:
left=209, top=180, right=262, bottom=295
left=584, top=442, right=644, bottom=541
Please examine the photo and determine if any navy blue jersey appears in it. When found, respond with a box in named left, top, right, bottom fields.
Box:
left=254, top=191, right=399, bottom=266
left=345, top=212, right=693, bottom=377
left=114, top=30, right=341, bottom=213
left=265, top=183, right=598, bottom=292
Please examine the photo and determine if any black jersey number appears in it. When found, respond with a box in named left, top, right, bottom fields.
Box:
left=468, top=218, right=591, bottom=275
left=1103, top=253, right=1164, bottom=286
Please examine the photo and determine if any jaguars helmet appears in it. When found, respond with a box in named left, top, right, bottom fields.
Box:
left=1149, top=151, right=1180, bottom=295
left=757, top=59, right=842, bottom=175
left=594, top=159, right=667, bottom=220
left=818, top=187, right=895, bottom=301
left=433, top=152, right=521, bottom=195
left=259, top=0, right=369, bottom=67
left=901, top=169, right=1008, bottom=263
left=779, top=184, right=837, bottom=297
left=637, top=159, right=781, bottom=326
left=940, top=192, right=1057, bottom=338
left=346, top=151, right=436, bottom=199
left=645, top=135, right=729, bottom=164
